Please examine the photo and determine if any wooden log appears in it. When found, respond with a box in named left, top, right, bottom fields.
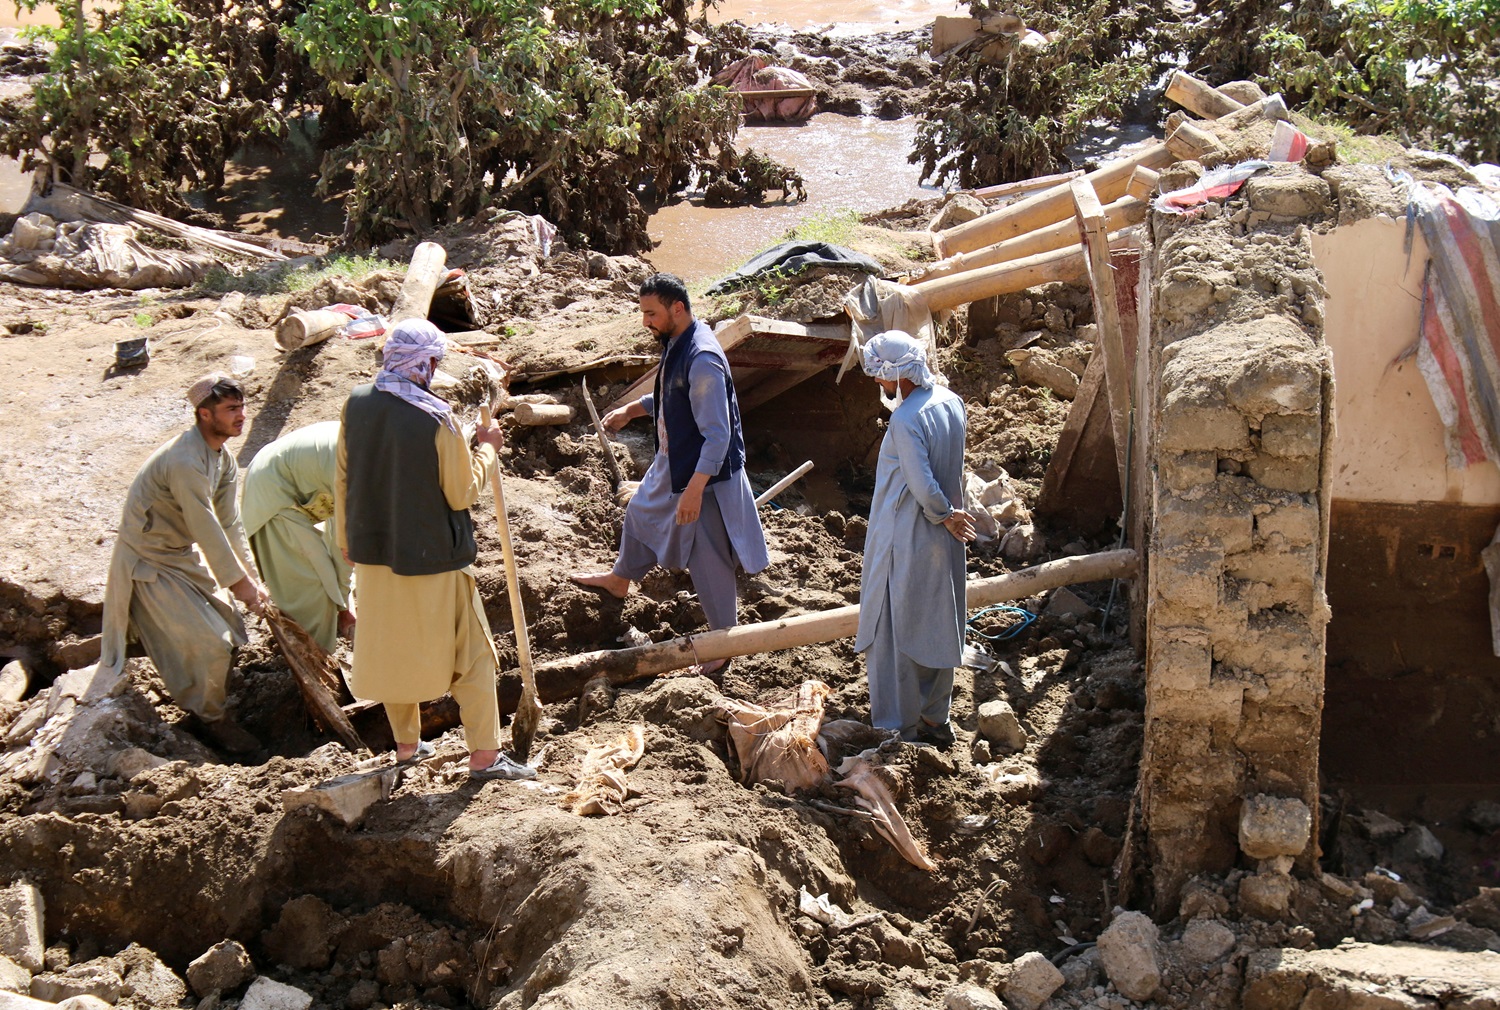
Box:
left=274, top=309, right=350, bottom=352
left=913, top=194, right=1147, bottom=283
left=390, top=241, right=448, bottom=325
left=755, top=460, right=814, bottom=507
left=1070, top=177, right=1131, bottom=491
left=934, top=144, right=1175, bottom=258
left=972, top=170, right=1082, bottom=202
left=912, top=235, right=1149, bottom=313
left=512, top=402, right=575, bottom=425
left=1164, top=70, right=1246, bottom=119
left=533, top=549, right=1139, bottom=700
left=1126, top=166, right=1159, bottom=200
left=1165, top=121, right=1228, bottom=163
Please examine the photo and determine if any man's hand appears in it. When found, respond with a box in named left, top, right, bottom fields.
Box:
left=476, top=419, right=505, bottom=450
left=942, top=509, right=978, bottom=544
left=602, top=400, right=646, bottom=433
left=230, top=576, right=270, bottom=616
left=676, top=474, right=710, bottom=526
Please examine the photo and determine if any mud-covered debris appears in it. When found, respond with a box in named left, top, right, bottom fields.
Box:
left=281, top=766, right=400, bottom=827
left=0, top=882, right=44, bottom=973
left=944, top=984, right=1002, bottom=1010
left=29, top=962, right=123, bottom=1004
left=0, top=952, right=27, bottom=994
left=1176, top=919, right=1237, bottom=966
left=564, top=724, right=645, bottom=816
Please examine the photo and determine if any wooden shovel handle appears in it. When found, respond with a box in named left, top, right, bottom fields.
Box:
left=479, top=406, right=536, bottom=683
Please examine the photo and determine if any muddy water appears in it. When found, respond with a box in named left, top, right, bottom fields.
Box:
left=649, top=113, right=936, bottom=283
left=705, top=0, right=961, bottom=32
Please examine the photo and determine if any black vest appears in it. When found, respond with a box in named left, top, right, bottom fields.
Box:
left=654, top=319, right=746, bottom=494
left=342, top=384, right=477, bottom=576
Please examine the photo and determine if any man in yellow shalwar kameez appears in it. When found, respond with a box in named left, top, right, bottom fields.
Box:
left=99, top=374, right=270, bottom=753
left=242, top=421, right=354, bottom=652
left=336, top=318, right=534, bottom=780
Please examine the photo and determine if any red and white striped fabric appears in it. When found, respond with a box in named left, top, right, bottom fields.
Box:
left=1411, top=182, right=1500, bottom=469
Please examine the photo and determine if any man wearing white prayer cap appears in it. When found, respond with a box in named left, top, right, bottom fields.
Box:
left=98, top=373, right=270, bottom=754
left=337, top=318, right=534, bottom=781
left=855, top=330, right=975, bottom=748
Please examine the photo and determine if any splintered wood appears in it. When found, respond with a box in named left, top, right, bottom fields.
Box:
left=263, top=604, right=363, bottom=751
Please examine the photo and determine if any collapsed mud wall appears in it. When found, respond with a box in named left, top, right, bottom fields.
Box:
left=1138, top=165, right=1335, bottom=914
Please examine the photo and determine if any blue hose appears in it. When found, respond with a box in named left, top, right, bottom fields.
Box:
left=966, top=604, right=1036, bottom=641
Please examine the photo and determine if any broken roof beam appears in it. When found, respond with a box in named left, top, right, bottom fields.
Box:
left=390, top=241, right=448, bottom=325
left=915, top=169, right=1155, bottom=283
left=1070, top=176, right=1132, bottom=492
left=531, top=549, right=1139, bottom=698
left=1164, top=70, right=1246, bottom=119
left=912, top=237, right=1137, bottom=314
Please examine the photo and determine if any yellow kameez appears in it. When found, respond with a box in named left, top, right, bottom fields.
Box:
left=336, top=417, right=501, bottom=750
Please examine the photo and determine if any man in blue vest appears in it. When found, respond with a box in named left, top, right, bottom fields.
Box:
left=572, top=274, right=769, bottom=673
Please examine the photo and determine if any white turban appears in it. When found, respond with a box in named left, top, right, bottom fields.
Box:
left=861, top=330, right=937, bottom=389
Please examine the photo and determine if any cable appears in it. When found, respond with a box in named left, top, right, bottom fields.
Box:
left=966, top=604, right=1036, bottom=642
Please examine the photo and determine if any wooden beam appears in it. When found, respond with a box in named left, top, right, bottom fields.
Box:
left=972, top=170, right=1083, bottom=202
left=390, top=242, right=448, bottom=325
left=933, top=144, right=1175, bottom=258
left=1036, top=348, right=1122, bottom=533
left=533, top=549, right=1140, bottom=699
left=1163, top=70, right=1246, bottom=119
left=1070, top=177, right=1131, bottom=492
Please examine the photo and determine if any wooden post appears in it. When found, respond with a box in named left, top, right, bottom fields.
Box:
left=913, top=244, right=1086, bottom=313
left=1071, top=177, right=1131, bottom=492
left=913, top=193, right=1146, bottom=284
left=934, top=144, right=1175, bottom=258
left=1165, top=121, right=1228, bottom=164
left=512, top=403, right=575, bottom=425
left=390, top=242, right=448, bottom=325
left=533, top=549, right=1139, bottom=700
left=1126, top=166, right=1159, bottom=201
left=1163, top=71, right=1246, bottom=119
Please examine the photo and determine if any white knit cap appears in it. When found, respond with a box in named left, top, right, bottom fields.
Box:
left=860, top=330, right=936, bottom=389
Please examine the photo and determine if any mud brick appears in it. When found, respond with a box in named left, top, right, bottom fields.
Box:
left=1233, top=703, right=1319, bottom=754
left=1148, top=632, right=1212, bottom=693
left=1254, top=501, right=1319, bottom=548
left=1245, top=452, right=1318, bottom=493
left=1160, top=451, right=1218, bottom=491
left=1156, top=497, right=1254, bottom=553
left=1152, top=682, right=1244, bottom=728
left=1239, top=795, right=1312, bottom=859
left=1157, top=405, right=1251, bottom=453
left=1260, top=413, right=1321, bottom=458
left=1214, top=615, right=1320, bottom=674
left=1223, top=544, right=1316, bottom=589
left=1150, top=549, right=1221, bottom=615
left=1244, top=175, right=1331, bottom=219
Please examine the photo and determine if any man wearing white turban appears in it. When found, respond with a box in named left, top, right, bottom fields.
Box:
left=99, top=374, right=270, bottom=753
left=337, top=318, right=533, bottom=780
left=856, top=330, right=975, bottom=748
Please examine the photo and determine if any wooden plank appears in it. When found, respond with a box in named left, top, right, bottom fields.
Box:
left=738, top=367, right=824, bottom=412
left=972, top=170, right=1082, bottom=202
left=1035, top=348, right=1122, bottom=534
left=1070, top=177, right=1131, bottom=491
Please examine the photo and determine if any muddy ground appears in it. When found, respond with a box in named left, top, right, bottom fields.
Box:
left=3, top=23, right=1500, bottom=1010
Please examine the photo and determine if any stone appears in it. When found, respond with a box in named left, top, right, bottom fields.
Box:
left=1244, top=174, right=1331, bottom=219
left=0, top=884, right=44, bottom=973
left=1006, top=348, right=1078, bottom=400
left=1001, top=951, right=1064, bottom=1010
left=0, top=953, right=29, bottom=994
left=1043, top=588, right=1096, bottom=620
left=239, top=977, right=312, bottom=1010
left=56, top=998, right=112, bottom=1010
left=1178, top=920, right=1236, bottom=965
left=1080, top=826, right=1122, bottom=867
left=1455, top=888, right=1500, bottom=932
left=117, top=944, right=186, bottom=1007
left=1097, top=911, right=1160, bottom=1001
left=262, top=896, right=347, bottom=971
left=1239, top=871, right=1294, bottom=919
left=583, top=251, right=611, bottom=279
left=1360, top=808, right=1405, bottom=839
left=1259, top=413, right=1321, bottom=458
left=344, top=979, right=380, bottom=1010
left=1394, top=825, right=1445, bottom=864
left=0, top=662, right=27, bottom=704
left=1468, top=801, right=1500, bottom=833
left=1179, top=881, right=1231, bottom=920
left=1219, top=80, right=1267, bottom=104
left=281, top=767, right=400, bottom=827
left=1239, top=794, right=1312, bottom=859
left=931, top=194, right=987, bottom=232
left=1404, top=908, right=1457, bottom=940
left=1058, top=947, right=1100, bottom=990
left=106, top=749, right=166, bottom=782
left=945, top=985, right=1003, bottom=1010
left=976, top=700, right=1027, bottom=752
left=1243, top=942, right=1500, bottom=1010
left=29, top=965, right=123, bottom=1004
left=186, top=941, right=253, bottom=997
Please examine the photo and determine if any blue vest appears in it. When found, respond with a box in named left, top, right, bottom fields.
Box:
left=654, top=319, right=746, bottom=494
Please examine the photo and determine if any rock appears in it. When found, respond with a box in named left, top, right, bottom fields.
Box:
left=0, top=662, right=27, bottom=704
left=584, top=251, right=612, bottom=279
left=344, top=979, right=380, bottom=1010
left=0, top=953, right=29, bottom=994
left=1178, top=919, right=1236, bottom=965
left=1359, top=808, right=1405, bottom=839
left=1243, top=942, right=1500, bottom=1010
left=105, top=748, right=167, bottom=782
left=1097, top=911, right=1160, bottom=1001
left=1219, top=80, right=1267, bottom=104
left=1005, top=348, right=1078, bottom=400
left=945, top=985, right=1003, bottom=1010
left=1239, top=871, right=1294, bottom=919
left=29, top=964, right=123, bottom=1004
left=976, top=700, right=1027, bottom=752
left=1468, top=801, right=1500, bottom=834
left=57, top=998, right=113, bottom=1010
left=239, top=977, right=312, bottom=1010
left=1238, top=794, right=1311, bottom=859
left=186, top=941, right=253, bottom=997
left=0, top=884, right=44, bottom=973
left=1000, top=951, right=1063, bottom=1010
left=1000, top=523, right=1041, bottom=562
left=1394, top=825, right=1445, bottom=863
left=281, top=767, right=400, bottom=827
left=262, top=896, right=347, bottom=971
left=1456, top=888, right=1500, bottom=932
left=1244, top=173, right=1331, bottom=219
left=1405, top=907, right=1457, bottom=940
left=1179, top=880, right=1230, bottom=920
left=931, top=194, right=987, bottom=232
left=1043, top=588, right=1095, bottom=620
left=867, top=920, right=925, bottom=968
left=1079, top=826, right=1121, bottom=867
left=1058, top=947, right=1100, bottom=990
left=116, top=944, right=185, bottom=1008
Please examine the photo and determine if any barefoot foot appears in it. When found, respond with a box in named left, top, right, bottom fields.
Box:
left=570, top=571, right=630, bottom=599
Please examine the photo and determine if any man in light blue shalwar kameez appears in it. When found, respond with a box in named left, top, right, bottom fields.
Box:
left=855, top=331, right=976, bottom=748
left=572, top=274, right=770, bottom=674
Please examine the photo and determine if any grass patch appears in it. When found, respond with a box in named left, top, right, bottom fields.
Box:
left=197, top=254, right=398, bottom=296
left=784, top=208, right=861, bottom=247
left=133, top=312, right=153, bottom=328
left=1310, top=119, right=1405, bottom=166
